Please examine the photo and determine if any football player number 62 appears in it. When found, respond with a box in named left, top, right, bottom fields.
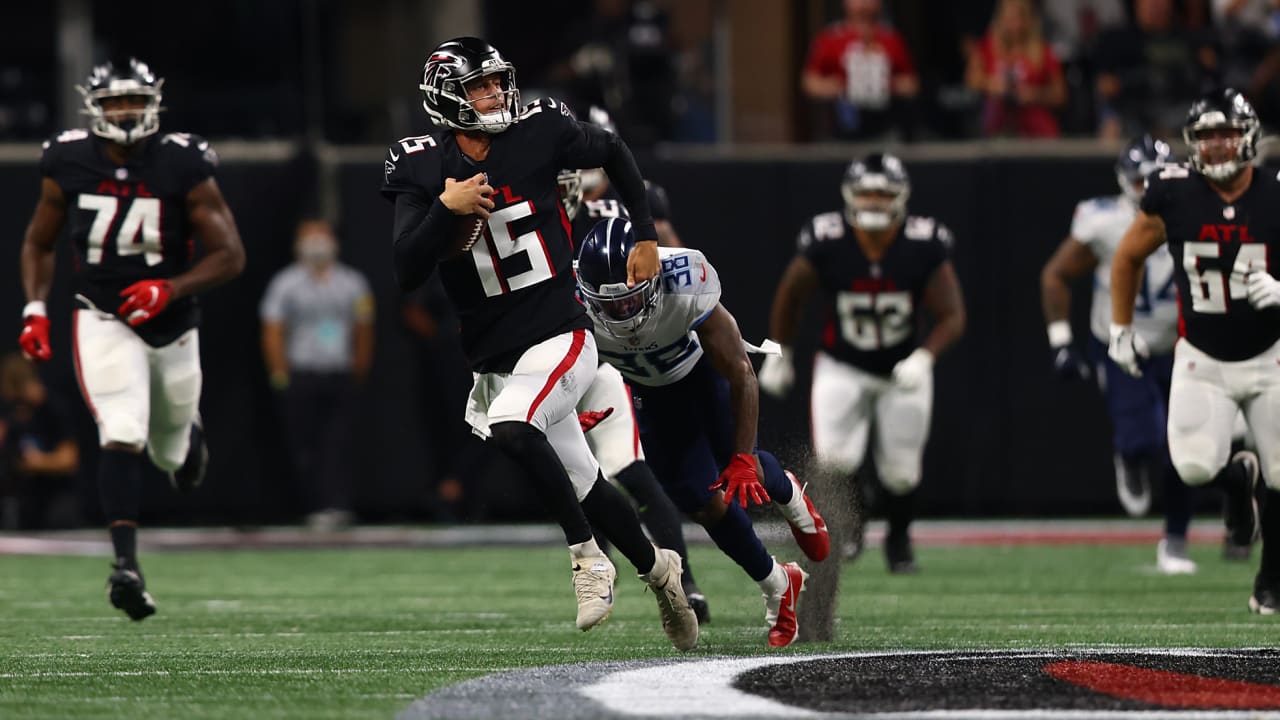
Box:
left=78, top=194, right=163, bottom=266
left=836, top=291, right=912, bottom=350
left=1183, top=242, right=1267, bottom=313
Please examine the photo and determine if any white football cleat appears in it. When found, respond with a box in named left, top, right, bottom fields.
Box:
left=1156, top=538, right=1197, bottom=575
left=572, top=555, right=616, bottom=631
left=641, top=548, right=698, bottom=651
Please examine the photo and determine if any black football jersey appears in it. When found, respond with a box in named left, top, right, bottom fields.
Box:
left=570, top=185, right=628, bottom=245
left=645, top=180, right=670, bottom=222
left=798, top=212, right=952, bottom=376
left=40, top=129, right=217, bottom=346
left=1142, top=164, right=1280, bottom=361
left=382, top=97, right=638, bottom=371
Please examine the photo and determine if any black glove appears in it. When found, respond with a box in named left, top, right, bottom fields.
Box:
left=1052, top=344, right=1091, bottom=382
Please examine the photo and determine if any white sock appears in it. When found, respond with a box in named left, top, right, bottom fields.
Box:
left=782, top=481, right=815, bottom=533
left=569, top=538, right=604, bottom=561
left=757, top=559, right=787, bottom=596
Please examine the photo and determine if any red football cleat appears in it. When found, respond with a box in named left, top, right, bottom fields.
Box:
left=767, top=562, right=808, bottom=648
left=782, top=471, right=830, bottom=562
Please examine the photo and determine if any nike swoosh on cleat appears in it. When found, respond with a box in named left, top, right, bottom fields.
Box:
left=600, top=589, right=614, bottom=603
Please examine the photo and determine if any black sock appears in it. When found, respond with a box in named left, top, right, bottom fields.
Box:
left=99, top=449, right=144, bottom=569
left=1212, top=454, right=1253, bottom=544
left=581, top=475, right=657, bottom=574
left=614, top=462, right=694, bottom=583
left=489, top=422, right=592, bottom=545
left=1260, top=489, right=1280, bottom=586
left=1162, top=461, right=1193, bottom=539
left=884, top=487, right=915, bottom=541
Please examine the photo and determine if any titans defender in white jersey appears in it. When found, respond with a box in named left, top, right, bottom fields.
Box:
left=558, top=150, right=711, bottom=623
left=577, top=218, right=831, bottom=648
left=1041, top=135, right=1227, bottom=574
left=1111, top=90, right=1276, bottom=613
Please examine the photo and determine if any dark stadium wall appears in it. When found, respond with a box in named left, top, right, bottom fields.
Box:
left=0, top=152, right=1182, bottom=524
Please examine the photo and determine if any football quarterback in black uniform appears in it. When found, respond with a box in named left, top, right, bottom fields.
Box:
left=760, top=153, right=965, bottom=637
left=555, top=111, right=709, bottom=623
left=17, top=59, right=245, bottom=621
left=1111, top=88, right=1280, bottom=613
left=381, top=37, right=696, bottom=648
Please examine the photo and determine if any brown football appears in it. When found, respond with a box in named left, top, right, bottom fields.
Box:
left=447, top=214, right=486, bottom=258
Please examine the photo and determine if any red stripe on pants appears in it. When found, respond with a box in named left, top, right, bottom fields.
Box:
left=527, top=329, right=587, bottom=423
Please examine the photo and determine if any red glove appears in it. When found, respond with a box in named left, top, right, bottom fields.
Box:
left=118, top=280, right=174, bottom=326
left=19, top=312, right=52, bottom=362
left=710, top=453, right=770, bottom=507
left=578, top=407, right=614, bottom=433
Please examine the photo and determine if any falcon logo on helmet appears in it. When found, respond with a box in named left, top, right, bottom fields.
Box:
left=842, top=152, right=911, bottom=232
left=1183, top=88, right=1261, bottom=182
left=419, top=37, right=521, bottom=134
left=77, top=58, right=164, bottom=145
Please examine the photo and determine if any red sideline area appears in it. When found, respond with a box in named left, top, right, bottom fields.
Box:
left=0, top=519, right=1230, bottom=556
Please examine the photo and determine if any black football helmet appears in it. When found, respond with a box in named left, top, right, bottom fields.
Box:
left=419, top=37, right=520, bottom=134
left=576, top=218, right=661, bottom=338
left=1182, top=88, right=1260, bottom=182
left=76, top=58, right=164, bottom=145
left=556, top=105, right=618, bottom=218
left=1115, top=134, right=1172, bottom=203
left=841, top=152, right=911, bottom=231
left=556, top=168, right=584, bottom=221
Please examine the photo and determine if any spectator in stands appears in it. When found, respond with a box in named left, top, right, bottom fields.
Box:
left=1041, top=0, right=1127, bottom=134
left=260, top=220, right=374, bottom=531
left=1094, top=0, right=1218, bottom=139
left=966, top=0, right=1068, bottom=138
left=1211, top=0, right=1280, bottom=120
left=0, top=353, right=80, bottom=529
left=801, top=0, right=920, bottom=141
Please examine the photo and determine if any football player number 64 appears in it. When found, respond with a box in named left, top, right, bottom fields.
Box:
left=1183, top=242, right=1267, bottom=313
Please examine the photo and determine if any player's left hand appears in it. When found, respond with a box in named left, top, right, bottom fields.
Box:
left=578, top=407, right=613, bottom=433
left=891, top=348, right=934, bottom=390
left=118, top=279, right=174, bottom=326
left=627, top=240, right=659, bottom=288
left=1246, top=270, right=1280, bottom=310
left=710, top=453, right=770, bottom=507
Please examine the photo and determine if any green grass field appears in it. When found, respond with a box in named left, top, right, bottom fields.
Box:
left=1, top=537, right=1277, bottom=719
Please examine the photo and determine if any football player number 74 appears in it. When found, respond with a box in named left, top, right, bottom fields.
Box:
left=1183, top=242, right=1267, bottom=313
left=78, top=194, right=163, bottom=266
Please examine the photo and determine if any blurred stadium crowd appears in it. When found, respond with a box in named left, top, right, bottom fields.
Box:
left=4, top=0, right=1278, bottom=145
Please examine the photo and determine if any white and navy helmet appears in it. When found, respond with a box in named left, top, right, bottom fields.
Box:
left=419, top=37, right=520, bottom=134
left=576, top=218, right=661, bottom=339
left=841, top=152, right=911, bottom=231
left=77, top=58, right=164, bottom=145
left=1182, top=88, right=1261, bottom=182
left=1115, top=134, right=1172, bottom=203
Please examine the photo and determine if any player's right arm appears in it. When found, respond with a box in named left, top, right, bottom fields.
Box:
left=1110, top=210, right=1165, bottom=327
left=1040, top=232, right=1098, bottom=381
left=391, top=174, right=492, bottom=291
left=21, top=177, right=67, bottom=306
left=17, top=177, right=68, bottom=361
left=758, top=248, right=820, bottom=399
left=1108, top=210, right=1165, bottom=377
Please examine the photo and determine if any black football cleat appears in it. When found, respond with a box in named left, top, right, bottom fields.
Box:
left=1249, top=577, right=1279, bottom=616
left=107, top=559, right=157, bottom=621
left=170, top=417, right=208, bottom=494
left=1223, top=450, right=1260, bottom=549
left=885, top=533, right=919, bottom=575
left=684, top=579, right=711, bottom=625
